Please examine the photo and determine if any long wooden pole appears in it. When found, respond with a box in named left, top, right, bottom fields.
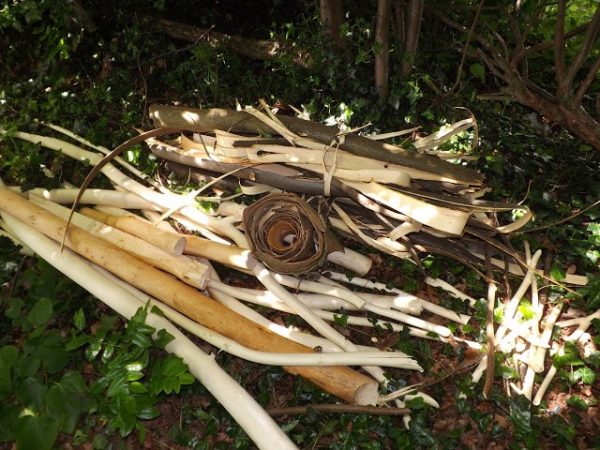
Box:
left=0, top=188, right=378, bottom=405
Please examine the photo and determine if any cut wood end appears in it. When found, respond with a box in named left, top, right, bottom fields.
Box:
left=353, top=380, right=380, bottom=406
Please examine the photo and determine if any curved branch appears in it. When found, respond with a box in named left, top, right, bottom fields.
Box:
left=512, top=22, right=590, bottom=65
left=508, top=13, right=528, bottom=77
left=451, top=0, right=485, bottom=91
left=576, top=56, right=600, bottom=102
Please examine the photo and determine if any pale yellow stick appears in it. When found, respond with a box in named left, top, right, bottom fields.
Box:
left=81, top=207, right=186, bottom=256
left=0, top=188, right=378, bottom=405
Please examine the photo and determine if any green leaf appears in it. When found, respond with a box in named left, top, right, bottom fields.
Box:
left=65, top=334, right=89, bottom=352
left=0, top=346, right=18, bottom=397
left=553, top=342, right=584, bottom=368
left=153, top=329, right=174, bottom=349
left=0, top=365, right=11, bottom=398
left=13, top=355, right=41, bottom=378
left=128, top=382, right=147, bottom=394
left=73, top=308, right=86, bottom=331
left=566, top=395, right=588, bottom=409
left=573, top=366, right=596, bottom=385
left=518, top=300, right=535, bottom=321
left=5, top=297, right=25, bottom=321
left=45, top=372, right=88, bottom=433
left=578, top=275, right=600, bottom=310
left=406, top=396, right=426, bottom=410
left=0, top=345, right=18, bottom=367
left=137, top=405, right=160, bottom=420
left=16, top=415, right=59, bottom=450
left=550, top=265, right=566, bottom=282
left=509, top=396, right=531, bottom=438
left=469, top=63, right=485, bottom=82
left=27, top=297, right=53, bottom=326
left=107, top=371, right=129, bottom=397
left=0, top=403, right=19, bottom=442
left=16, top=376, right=47, bottom=412
left=333, top=313, right=348, bottom=326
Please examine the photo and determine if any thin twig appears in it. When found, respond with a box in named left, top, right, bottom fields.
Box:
left=518, top=199, right=600, bottom=233
left=575, top=56, right=600, bottom=102
left=451, top=0, right=485, bottom=91
left=483, top=245, right=496, bottom=398
left=267, top=404, right=411, bottom=417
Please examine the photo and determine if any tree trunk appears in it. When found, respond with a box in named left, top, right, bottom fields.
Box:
left=399, top=0, right=424, bottom=78
left=375, top=0, right=392, bottom=98
left=320, top=0, right=344, bottom=47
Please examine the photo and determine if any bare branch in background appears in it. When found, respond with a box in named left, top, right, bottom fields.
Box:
left=451, top=0, right=485, bottom=91
left=427, top=4, right=600, bottom=150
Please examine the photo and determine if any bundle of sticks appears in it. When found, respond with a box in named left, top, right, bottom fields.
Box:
left=0, top=104, right=594, bottom=449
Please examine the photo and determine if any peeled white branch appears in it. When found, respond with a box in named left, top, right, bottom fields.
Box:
left=92, top=271, right=415, bottom=368
left=495, top=250, right=542, bottom=343
left=207, top=280, right=406, bottom=332
left=325, top=271, right=470, bottom=324
left=425, top=277, right=478, bottom=307
left=6, top=131, right=248, bottom=247
left=529, top=302, right=564, bottom=373
left=252, top=264, right=391, bottom=382
left=0, top=209, right=297, bottom=450
left=0, top=188, right=378, bottom=405
left=28, top=196, right=208, bottom=289
left=26, top=188, right=158, bottom=210
left=271, top=274, right=449, bottom=335
left=203, top=266, right=343, bottom=353
left=40, top=122, right=150, bottom=182
left=81, top=207, right=186, bottom=255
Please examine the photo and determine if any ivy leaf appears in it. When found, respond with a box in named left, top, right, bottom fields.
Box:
left=45, top=372, right=88, bottom=433
left=17, top=376, right=47, bottom=412
left=518, top=300, right=535, bottom=321
left=566, top=395, right=588, bottom=409
left=15, top=415, right=59, bottom=450
left=553, top=342, right=584, bottom=368
left=573, top=367, right=596, bottom=385
left=73, top=308, right=86, bottom=331
left=0, top=403, right=19, bottom=441
left=509, top=396, right=531, bottom=439
left=27, top=298, right=53, bottom=327
left=579, top=275, right=600, bottom=310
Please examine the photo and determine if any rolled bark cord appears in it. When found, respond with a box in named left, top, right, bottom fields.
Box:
left=243, top=193, right=343, bottom=274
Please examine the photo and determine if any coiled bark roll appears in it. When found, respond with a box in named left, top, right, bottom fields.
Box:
left=243, top=193, right=328, bottom=274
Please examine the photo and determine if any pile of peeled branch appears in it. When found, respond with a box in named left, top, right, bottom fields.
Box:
left=0, top=102, right=594, bottom=450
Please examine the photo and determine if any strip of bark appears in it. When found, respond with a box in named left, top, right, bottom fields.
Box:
left=149, top=104, right=483, bottom=184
